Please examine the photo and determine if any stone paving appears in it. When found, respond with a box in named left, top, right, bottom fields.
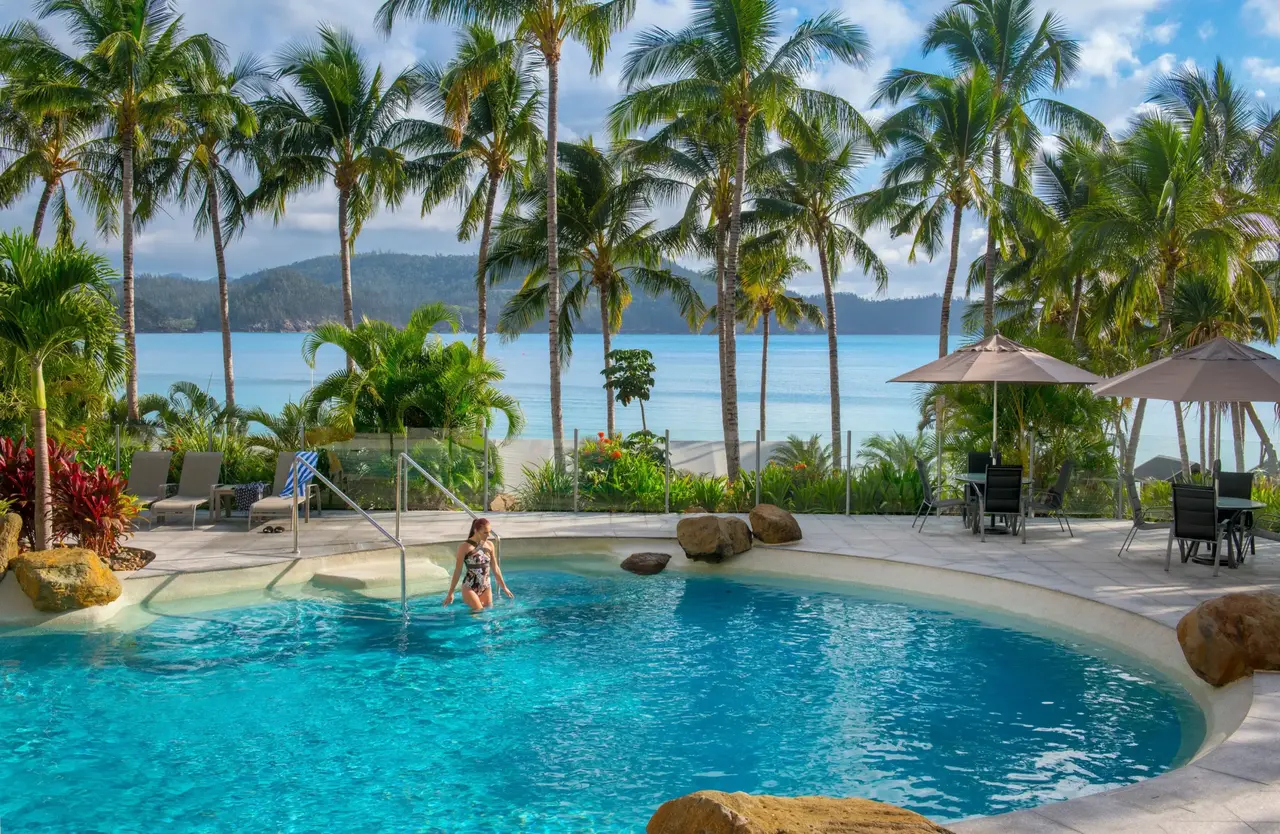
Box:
left=128, top=509, right=1280, bottom=833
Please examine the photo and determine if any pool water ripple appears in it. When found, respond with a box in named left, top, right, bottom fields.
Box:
left=0, top=569, right=1203, bottom=833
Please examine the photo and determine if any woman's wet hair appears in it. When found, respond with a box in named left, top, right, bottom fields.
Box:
left=468, top=517, right=491, bottom=539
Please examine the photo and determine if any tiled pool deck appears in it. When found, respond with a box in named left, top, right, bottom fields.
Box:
left=129, top=511, right=1280, bottom=833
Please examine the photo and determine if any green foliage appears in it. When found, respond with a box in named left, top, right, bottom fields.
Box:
left=859, top=432, right=934, bottom=472
left=602, top=349, right=657, bottom=429
left=515, top=460, right=574, bottom=511
left=770, top=435, right=833, bottom=479
left=685, top=473, right=727, bottom=512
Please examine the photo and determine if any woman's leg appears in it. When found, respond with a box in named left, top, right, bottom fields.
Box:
left=461, top=588, right=484, bottom=613
left=479, top=588, right=494, bottom=609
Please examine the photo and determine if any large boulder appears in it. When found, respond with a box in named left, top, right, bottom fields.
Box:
left=647, top=791, right=955, bottom=834
left=11, top=547, right=123, bottom=613
left=0, top=513, right=19, bottom=580
left=622, top=552, right=672, bottom=576
left=676, top=516, right=753, bottom=563
left=749, top=503, right=802, bottom=544
left=489, top=493, right=518, bottom=512
left=1177, top=592, right=1280, bottom=686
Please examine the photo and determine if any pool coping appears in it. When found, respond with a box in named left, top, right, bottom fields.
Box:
left=2, top=522, right=1277, bottom=833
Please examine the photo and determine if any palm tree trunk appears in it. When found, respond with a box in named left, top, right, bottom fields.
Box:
left=121, top=134, right=139, bottom=421
left=940, top=202, right=964, bottom=359
left=30, top=359, right=51, bottom=551
left=1174, top=401, right=1191, bottom=479
left=982, top=138, right=999, bottom=336
left=338, top=186, right=355, bottom=374
left=32, top=178, right=55, bottom=242
left=600, top=286, right=614, bottom=437
left=1123, top=399, right=1146, bottom=476
left=722, top=118, right=749, bottom=480
left=1245, top=403, right=1277, bottom=470
left=759, top=311, right=769, bottom=441
left=207, top=170, right=235, bottom=411
left=817, top=239, right=841, bottom=471
left=1232, top=402, right=1245, bottom=471
left=475, top=169, right=501, bottom=360
left=544, top=56, right=564, bottom=465
left=1069, top=273, right=1084, bottom=349
left=714, top=215, right=729, bottom=459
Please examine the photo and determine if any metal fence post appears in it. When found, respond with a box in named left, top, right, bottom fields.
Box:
left=292, top=455, right=300, bottom=555
left=754, top=429, right=761, bottom=507
left=664, top=429, right=671, bottom=513
left=114, top=423, right=121, bottom=472
left=207, top=425, right=214, bottom=453
left=394, top=455, right=402, bottom=540
left=482, top=425, right=490, bottom=512
left=572, top=428, right=579, bottom=513
left=299, top=422, right=306, bottom=451
left=845, top=430, right=852, bottom=515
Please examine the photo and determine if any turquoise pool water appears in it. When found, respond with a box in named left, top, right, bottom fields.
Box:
left=0, top=568, right=1203, bottom=832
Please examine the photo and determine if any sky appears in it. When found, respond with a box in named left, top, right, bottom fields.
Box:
left=0, top=0, right=1277, bottom=298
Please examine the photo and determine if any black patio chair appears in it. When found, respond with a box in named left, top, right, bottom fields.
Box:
left=1117, top=476, right=1171, bottom=558
left=1216, top=470, right=1256, bottom=557
left=1167, top=483, right=1232, bottom=577
left=965, top=451, right=999, bottom=510
left=979, top=464, right=1024, bottom=542
left=913, top=458, right=968, bottom=531
left=1028, top=459, right=1075, bottom=538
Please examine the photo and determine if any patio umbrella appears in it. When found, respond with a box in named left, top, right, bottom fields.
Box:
left=889, top=334, right=1102, bottom=453
left=1092, top=337, right=1280, bottom=469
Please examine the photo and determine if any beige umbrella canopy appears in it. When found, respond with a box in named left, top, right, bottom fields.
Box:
left=890, top=334, right=1102, bottom=452
left=1092, top=337, right=1280, bottom=402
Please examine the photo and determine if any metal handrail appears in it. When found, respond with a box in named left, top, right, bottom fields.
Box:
left=395, top=451, right=501, bottom=566
left=290, top=453, right=408, bottom=613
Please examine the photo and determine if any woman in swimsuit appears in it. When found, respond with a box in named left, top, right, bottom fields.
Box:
left=444, top=518, right=512, bottom=612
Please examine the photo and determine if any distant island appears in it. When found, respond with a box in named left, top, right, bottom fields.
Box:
left=123, top=251, right=968, bottom=335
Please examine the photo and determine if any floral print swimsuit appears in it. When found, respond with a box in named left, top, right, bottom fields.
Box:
left=462, top=541, right=491, bottom=594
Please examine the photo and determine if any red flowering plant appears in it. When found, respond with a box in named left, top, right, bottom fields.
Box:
left=0, top=436, right=76, bottom=549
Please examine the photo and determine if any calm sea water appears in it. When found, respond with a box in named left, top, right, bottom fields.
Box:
left=0, top=569, right=1202, bottom=831
left=137, top=331, right=1218, bottom=459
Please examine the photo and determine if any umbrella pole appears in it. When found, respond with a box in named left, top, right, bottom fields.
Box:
left=992, top=381, right=998, bottom=457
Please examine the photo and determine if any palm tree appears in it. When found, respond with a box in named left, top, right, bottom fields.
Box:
left=1073, top=112, right=1279, bottom=476
left=413, top=25, right=543, bottom=359
left=873, top=67, right=1001, bottom=359
left=377, top=0, right=635, bottom=466
left=611, top=0, right=874, bottom=478
left=302, top=302, right=525, bottom=438
left=879, top=0, right=1089, bottom=335
left=0, top=50, right=110, bottom=245
left=0, top=230, right=122, bottom=550
left=730, top=245, right=823, bottom=440
left=754, top=120, right=887, bottom=465
left=244, top=399, right=341, bottom=453
left=2, top=0, right=220, bottom=420
left=252, top=25, right=425, bottom=371
left=153, top=53, right=266, bottom=412
left=488, top=140, right=704, bottom=435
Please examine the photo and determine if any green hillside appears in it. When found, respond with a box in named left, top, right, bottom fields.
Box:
left=126, top=251, right=966, bottom=335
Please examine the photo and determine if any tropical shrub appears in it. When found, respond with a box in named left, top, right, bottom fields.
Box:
left=52, top=464, right=139, bottom=560
left=685, top=473, right=727, bottom=512
left=516, top=461, right=575, bottom=511
left=0, top=436, right=75, bottom=548
left=770, top=435, right=832, bottom=478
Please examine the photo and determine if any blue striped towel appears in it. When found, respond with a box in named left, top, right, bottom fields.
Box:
left=281, top=451, right=319, bottom=498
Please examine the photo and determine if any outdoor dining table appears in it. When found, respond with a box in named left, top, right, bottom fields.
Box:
left=1186, top=496, right=1265, bottom=567
left=954, top=473, right=1032, bottom=535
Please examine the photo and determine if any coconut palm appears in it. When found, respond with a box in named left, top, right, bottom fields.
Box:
left=0, top=51, right=111, bottom=245
left=488, top=140, right=704, bottom=435
left=302, top=302, right=524, bottom=438
left=872, top=67, right=1001, bottom=359
left=726, top=245, right=823, bottom=440
left=412, top=25, right=543, bottom=359
left=753, top=119, right=887, bottom=466
left=152, top=53, right=266, bottom=412
left=1, top=0, right=220, bottom=421
left=0, top=230, right=123, bottom=550
left=611, top=0, right=874, bottom=478
left=251, top=25, right=425, bottom=371
left=877, top=0, right=1092, bottom=335
left=378, top=0, right=635, bottom=466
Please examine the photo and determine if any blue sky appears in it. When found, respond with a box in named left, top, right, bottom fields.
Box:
left=0, top=0, right=1277, bottom=297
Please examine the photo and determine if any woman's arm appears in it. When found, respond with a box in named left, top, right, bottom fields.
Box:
left=443, top=544, right=466, bottom=605
left=490, top=542, right=513, bottom=599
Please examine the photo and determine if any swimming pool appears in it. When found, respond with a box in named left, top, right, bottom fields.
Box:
left=0, top=566, right=1203, bottom=832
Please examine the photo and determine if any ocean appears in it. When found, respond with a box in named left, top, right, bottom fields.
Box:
left=135, top=331, right=1252, bottom=462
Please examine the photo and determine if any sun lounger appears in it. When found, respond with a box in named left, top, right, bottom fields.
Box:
left=249, top=451, right=321, bottom=530
left=125, top=450, right=173, bottom=529
left=151, top=452, right=223, bottom=529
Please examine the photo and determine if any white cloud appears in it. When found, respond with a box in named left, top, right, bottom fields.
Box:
left=1077, top=29, right=1141, bottom=82
left=1197, top=21, right=1215, bottom=40
left=1244, top=0, right=1280, bottom=37
left=1244, top=57, right=1280, bottom=86
left=1149, top=21, right=1178, bottom=45
left=1260, top=90, right=1269, bottom=99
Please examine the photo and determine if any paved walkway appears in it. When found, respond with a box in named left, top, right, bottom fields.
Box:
left=128, top=510, right=1280, bottom=833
